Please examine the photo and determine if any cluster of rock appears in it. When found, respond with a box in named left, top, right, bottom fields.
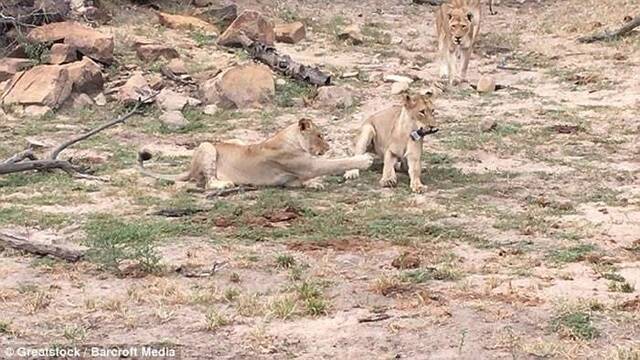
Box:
left=0, top=5, right=317, bottom=123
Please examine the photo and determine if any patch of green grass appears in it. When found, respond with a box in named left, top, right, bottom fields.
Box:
left=223, top=288, right=240, bottom=302
left=361, top=22, right=391, bottom=45
left=608, top=281, right=635, bottom=293
left=275, top=254, right=296, bottom=269
left=547, top=244, right=596, bottom=264
left=83, top=214, right=198, bottom=274
left=551, top=309, right=599, bottom=340
left=205, top=308, right=229, bottom=331
left=275, top=80, right=314, bottom=108
left=270, top=295, right=297, bottom=320
left=304, top=296, right=327, bottom=316
left=190, top=30, right=216, bottom=47
left=0, top=207, right=73, bottom=229
left=0, top=321, right=9, bottom=334
left=63, top=325, right=86, bottom=342
left=326, top=15, right=347, bottom=36
left=399, top=266, right=461, bottom=283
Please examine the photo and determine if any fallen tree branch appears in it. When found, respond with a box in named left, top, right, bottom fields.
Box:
left=0, top=93, right=157, bottom=177
left=0, top=232, right=85, bottom=262
left=206, top=185, right=258, bottom=199
left=358, top=313, right=392, bottom=323
left=578, top=16, right=640, bottom=43
left=2, top=148, right=36, bottom=164
left=236, top=33, right=331, bottom=86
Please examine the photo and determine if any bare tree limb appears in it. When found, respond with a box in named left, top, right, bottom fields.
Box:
left=578, top=16, right=640, bottom=43
left=51, top=93, right=157, bottom=160
left=0, top=93, right=158, bottom=177
left=0, top=232, right=86, bottom=262
left=2, top=148, right=36, bottom=164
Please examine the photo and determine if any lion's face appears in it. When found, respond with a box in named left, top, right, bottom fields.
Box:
left=404, top=94, right=437, bottom=129
left=298, top=118, right=330, bottom=156
left=447, top=8, right=473, bottom=46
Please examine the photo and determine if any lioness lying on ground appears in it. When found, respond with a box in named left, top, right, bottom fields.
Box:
left=138, top=118, right=374, bottom=190
left=344, top=94, right=437, bottom=193
left=435, top=0, right=481, bottom=85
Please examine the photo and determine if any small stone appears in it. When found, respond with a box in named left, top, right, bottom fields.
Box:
left=315, top=86, right=354, bottom=109
left=477, top=76, right=496, bottom=93
left=24, top=105, right=52, bottom=117
left=1, top=65, right=73, bottom=109
left=94, top=92, right=107, bottom=106
left=480, top=119, right=497, bottom=132
left=157, top=88, right=201, bottom=111
left=391, top=252, right=420, bottom=270
left=135, top=44, right=179, bottom=62
left=146, top=74, right=165, bottom=91
left=274, top=22, right=306, bottom=44
left=337, top=25, right=363, bottom=45
left=383, top=74, right=414, bottom=84
left=391, top=81, right=409, bottom=95
left=160, top=111, right=189, bottom=130
left=203, top=104, right=218, bottom=115
left=70, top=93, right=94, bottom=108
left=341, top=71, right=359, bottom=78
left=275, top=78, right=287, bottom=86
left=199, top=63, right=274, bottom=109
left=49, top=43, right=77, bottom=65
left=166, top=58, right=188, bottom=75
left=117, top=72, right=154, bottom=105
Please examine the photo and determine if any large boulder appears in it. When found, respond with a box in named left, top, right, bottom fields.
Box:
left=62, top=57, right=104, bottom=93
left=200, top=63, right=274, bottom=109
left=156, top=11, right=218, bottom=34
left=275, top=22, right=306, bottom=44
left=217, top=10, right=275, bottom=47
left=0, top=58, right=33, bottom=82
left=1, top=65, right=72, bottom=109
left=27, top=22, right=114, bottom=64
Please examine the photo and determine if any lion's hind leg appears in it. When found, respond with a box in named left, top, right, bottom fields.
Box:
left=188, top=142, right=233, bottom=190
left=344, top=124, right=376, bottom=180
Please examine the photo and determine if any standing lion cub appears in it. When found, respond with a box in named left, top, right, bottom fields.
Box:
left=138, top=118, right=374, bottom=190
left=435, top=0, right=481, bottom=85
left=344, top=94, right=437, bottom=193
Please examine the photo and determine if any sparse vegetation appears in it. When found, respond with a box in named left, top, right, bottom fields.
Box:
left=1, top=0, right=638, bottom=357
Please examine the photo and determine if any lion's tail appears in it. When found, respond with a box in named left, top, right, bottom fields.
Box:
left=137, top=149, right=190, bottom=183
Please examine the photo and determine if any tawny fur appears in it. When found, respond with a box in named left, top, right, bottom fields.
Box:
left=435, top=0, right=481, bottom=84
left=138, top=119, right=373, bottom=190
left=344, top=94, right=437, bottom=193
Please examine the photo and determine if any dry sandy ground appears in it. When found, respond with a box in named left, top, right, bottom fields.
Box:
left=1, top=0, right=640, bottom=359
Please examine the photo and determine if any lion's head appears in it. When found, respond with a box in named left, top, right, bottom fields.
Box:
left=297, top=118, right=330, bottom=156
left=404, top=94, right=437, bottom=129
left=446, top=7, right=474, bottom=46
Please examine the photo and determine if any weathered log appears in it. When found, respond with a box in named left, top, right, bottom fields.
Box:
left=578, top=16, right=640, bottom=43
left=0, top=232, right=85, bottom=262
left=2, top=148, right=36, bottom=164
left=236, top=33, right=331, bottom=86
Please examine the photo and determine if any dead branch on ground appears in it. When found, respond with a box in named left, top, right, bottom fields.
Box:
left=0, top=93, right=157, bottom=178
left=578, top=16, right=640, bottom=43
left=0, top=232, right=85, bottom=262
left=235, top=33, right=332, bottom=86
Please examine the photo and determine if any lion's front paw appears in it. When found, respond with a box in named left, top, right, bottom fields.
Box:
left=206, top=180, right=235, bottom=190
left=379, top=175, right=397, bottom=188
left=304, top=180, right=325, bottom=190
left=354, top=154, right=375, bottom=170
left=344, top=169, right=360, bottom=180
left=410, top=183, right=427, bottom=193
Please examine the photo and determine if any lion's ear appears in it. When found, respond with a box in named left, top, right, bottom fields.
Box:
left=298, top=118, right=312, bottom=131
left=467, top=12, right=473, bottom=21
left=404, top=94, right=415, bottom=107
